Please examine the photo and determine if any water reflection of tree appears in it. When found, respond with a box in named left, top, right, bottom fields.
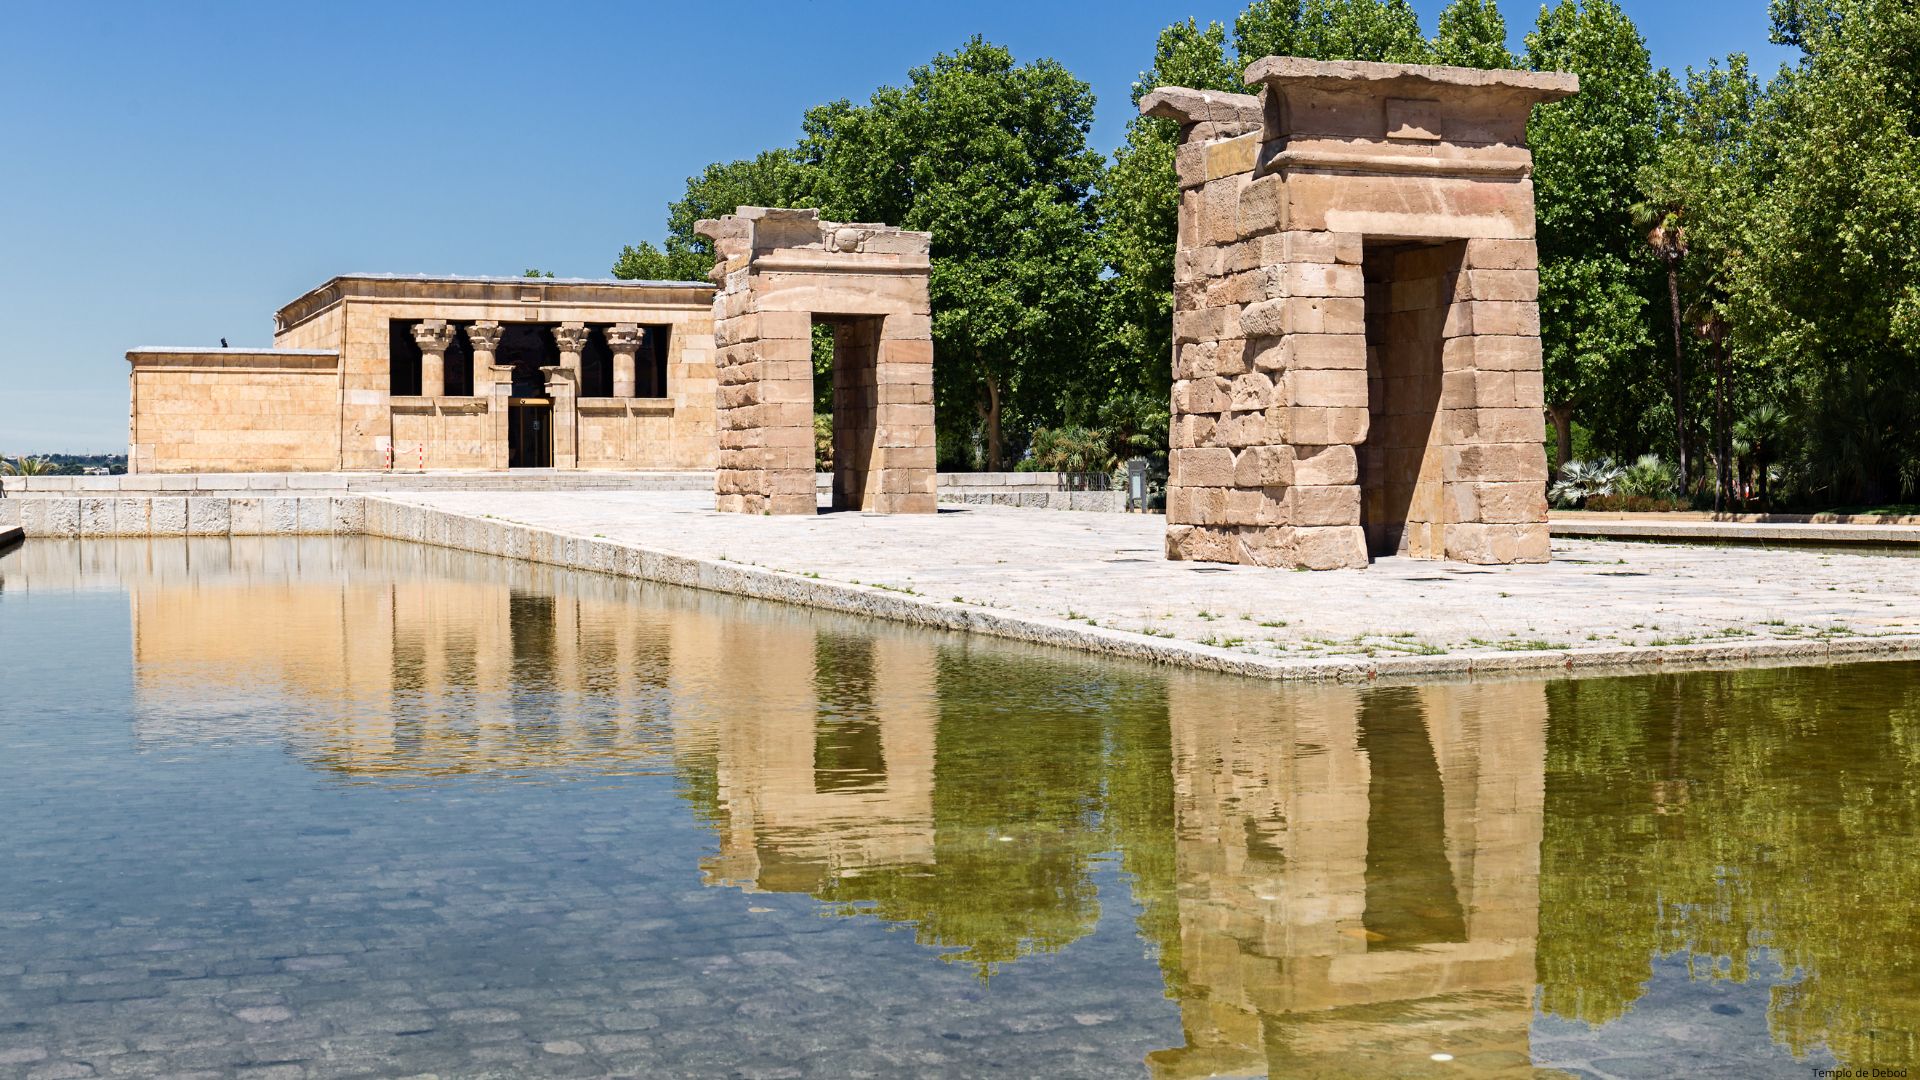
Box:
left=807, top=648, right=1161, bottom=976
left=1537, top=662, right=1920, bottom=1066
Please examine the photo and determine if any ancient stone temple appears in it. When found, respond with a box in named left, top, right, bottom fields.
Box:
left=696, top=207, right=935, bottom=515
left=127, top=275, right=716, bottom=473
left=1148, top=58, right=1577, bottom=569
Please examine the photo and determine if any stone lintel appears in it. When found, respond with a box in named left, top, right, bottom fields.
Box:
left=127, top=348, right=340, bottom=372
left=1243, top=56, right=1578, bottom=103
left=1139, top=87, right=1264, bottom=130
left=696, top=206, right=931, bottom=269
left=272, top=275, right=714, bottom=337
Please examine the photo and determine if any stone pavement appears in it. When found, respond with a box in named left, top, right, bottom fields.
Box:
left=369, top=491, right=1920, bottom=680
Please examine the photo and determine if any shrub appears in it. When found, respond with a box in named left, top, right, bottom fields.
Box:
left=1026, top=425, right=1115, bottom=474
left=1548, top=458, right=1623, bottom=508
left=813, top=414, right=833, bottom=473
left=1616, top=454, right=1680, bottom=499
left=1584, top=494, right=1691, bottom=512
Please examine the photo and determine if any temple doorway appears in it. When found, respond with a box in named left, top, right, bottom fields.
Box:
left=508, top=401, right=552, bottom=468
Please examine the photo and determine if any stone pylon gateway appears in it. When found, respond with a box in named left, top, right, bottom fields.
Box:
left=695, top=207, right=936, bottom=515
left=1149, top=58, right=1577, bottom=569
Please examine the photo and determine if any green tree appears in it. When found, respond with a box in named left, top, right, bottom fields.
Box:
left=1627, top=199, right=1693, bottom=488
left=1526, top=0, right=1664, bottom=470
left=1724, top=0, right=1920, bottom=502
left=1094, top=21, right=1241, bottom=458
left=611, top=149, right=817, bottom=284
left=1639, top=56, right=1764, bottom=504
left=1434, top=0, right=1515, bottom=68
left=1237, top=0, right=1436, bottom=64
left=800, top=38, right=1108, bottom=471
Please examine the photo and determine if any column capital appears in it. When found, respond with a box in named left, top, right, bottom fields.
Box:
left=604, top=323, right=642, bottom=353
left=411, top=319, right=455, bottom=351
left=467, top=321, right=504, bottom=351
left=553, top=322, right=591, bottom=352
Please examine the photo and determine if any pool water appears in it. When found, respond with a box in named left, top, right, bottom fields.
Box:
left=0, top=538, right=1914, bottom=1078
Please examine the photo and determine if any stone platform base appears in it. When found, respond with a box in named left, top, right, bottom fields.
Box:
left=7, top=489, right=1918, bottom=683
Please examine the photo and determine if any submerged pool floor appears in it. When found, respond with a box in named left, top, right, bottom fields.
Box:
left=0, top=538, right=1913, bottom=1078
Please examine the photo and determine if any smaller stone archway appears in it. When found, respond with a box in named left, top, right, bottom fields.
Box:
left=696, top=208, right=936, bottom=515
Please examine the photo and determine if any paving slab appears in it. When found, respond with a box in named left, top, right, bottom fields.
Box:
left=367, top=491, right=1920, bottom=682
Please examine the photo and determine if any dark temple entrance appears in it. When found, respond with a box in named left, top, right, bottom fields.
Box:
left=1360, top=239, right=1466, bottom=559
left=508, top=402, right=552, bottom=468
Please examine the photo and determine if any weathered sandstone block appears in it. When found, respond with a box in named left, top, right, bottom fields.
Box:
left=1150, top=56, right=1572, bottom=569
left=696, top=208, right=935, bottom=515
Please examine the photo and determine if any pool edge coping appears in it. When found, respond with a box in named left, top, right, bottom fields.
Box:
left=357, top=495, right=1920, bottom=685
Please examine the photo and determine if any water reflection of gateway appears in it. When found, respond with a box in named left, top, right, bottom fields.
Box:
left=80, top=536, right=1550, bottom=1070
left=1152, top=678, right=1546, bottom=1076
left=678, top=631, right=937, bottom=892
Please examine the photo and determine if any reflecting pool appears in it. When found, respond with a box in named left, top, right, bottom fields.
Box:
left=0, top=538, right=1915, bottom=1078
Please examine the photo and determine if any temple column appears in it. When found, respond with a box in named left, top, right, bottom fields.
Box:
left=468, top=321, right=503, bottom=396
left=544, top=367, right=578, bottom=469
left=467, top=322, right=507, bottom=468
left=607, top=323, right=641, bottom=398
left=412, top=320, right=455, bottom=397
left=554, top=323, right=590, bottom=375
left=550, top=324, right=589, bottom=471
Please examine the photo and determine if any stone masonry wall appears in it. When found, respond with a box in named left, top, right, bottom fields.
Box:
left=0, top=495, right=365, bottom=538
left=128, top=350, right=343, bottom=473
left=696, top=208, right=935, bottom=515
left=1149, top=59, right=1573, bottom=569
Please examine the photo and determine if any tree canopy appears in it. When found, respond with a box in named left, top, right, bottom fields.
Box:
left=614, top=0, right=1920, bottom=503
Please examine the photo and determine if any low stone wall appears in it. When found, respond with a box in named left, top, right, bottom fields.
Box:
left=939, top=489, right=1127, bottom=512
left=809, top=471, right=1129, bottom=512
left=3, top=470, right=1130, bottom=510
left=9, top=492, right=1916, bottom=685
left=0, top=471, right=711, bottom=537
left=0, top=495, right=365, bottom=538
left=1549, top=515, right=1920, bottom=547
left=0, top=470, right=714, bottom=497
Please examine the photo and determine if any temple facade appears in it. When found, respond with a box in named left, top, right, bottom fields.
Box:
left=127, top=274, right=717, bottom=473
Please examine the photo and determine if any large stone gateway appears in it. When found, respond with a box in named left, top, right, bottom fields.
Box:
left=1149, top=58, right=1577, bottom=569
left=696, top=207, right=936, bottom=516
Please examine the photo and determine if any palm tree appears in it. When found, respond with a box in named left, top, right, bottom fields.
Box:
left=1, top=455, right=56, bottom=476
left=1632, top=200, right=1691, bottom=493
left=1694, top=305, right=1732, bottom=511
left=1734, top=403, right=1785, bottom=508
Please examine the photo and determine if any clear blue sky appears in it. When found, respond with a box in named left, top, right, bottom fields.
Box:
left=0, top=1, right=1793, bottom=453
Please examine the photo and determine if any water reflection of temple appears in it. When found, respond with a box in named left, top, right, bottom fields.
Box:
left=1151, top=677, right=1546, bottom=1077
left=58, top=538, right=689, bottom=776
left=41, top=537, right=1551, bottom=1070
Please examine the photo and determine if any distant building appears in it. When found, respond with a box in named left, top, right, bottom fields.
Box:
left=127, top=274, right=717, bottom=473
